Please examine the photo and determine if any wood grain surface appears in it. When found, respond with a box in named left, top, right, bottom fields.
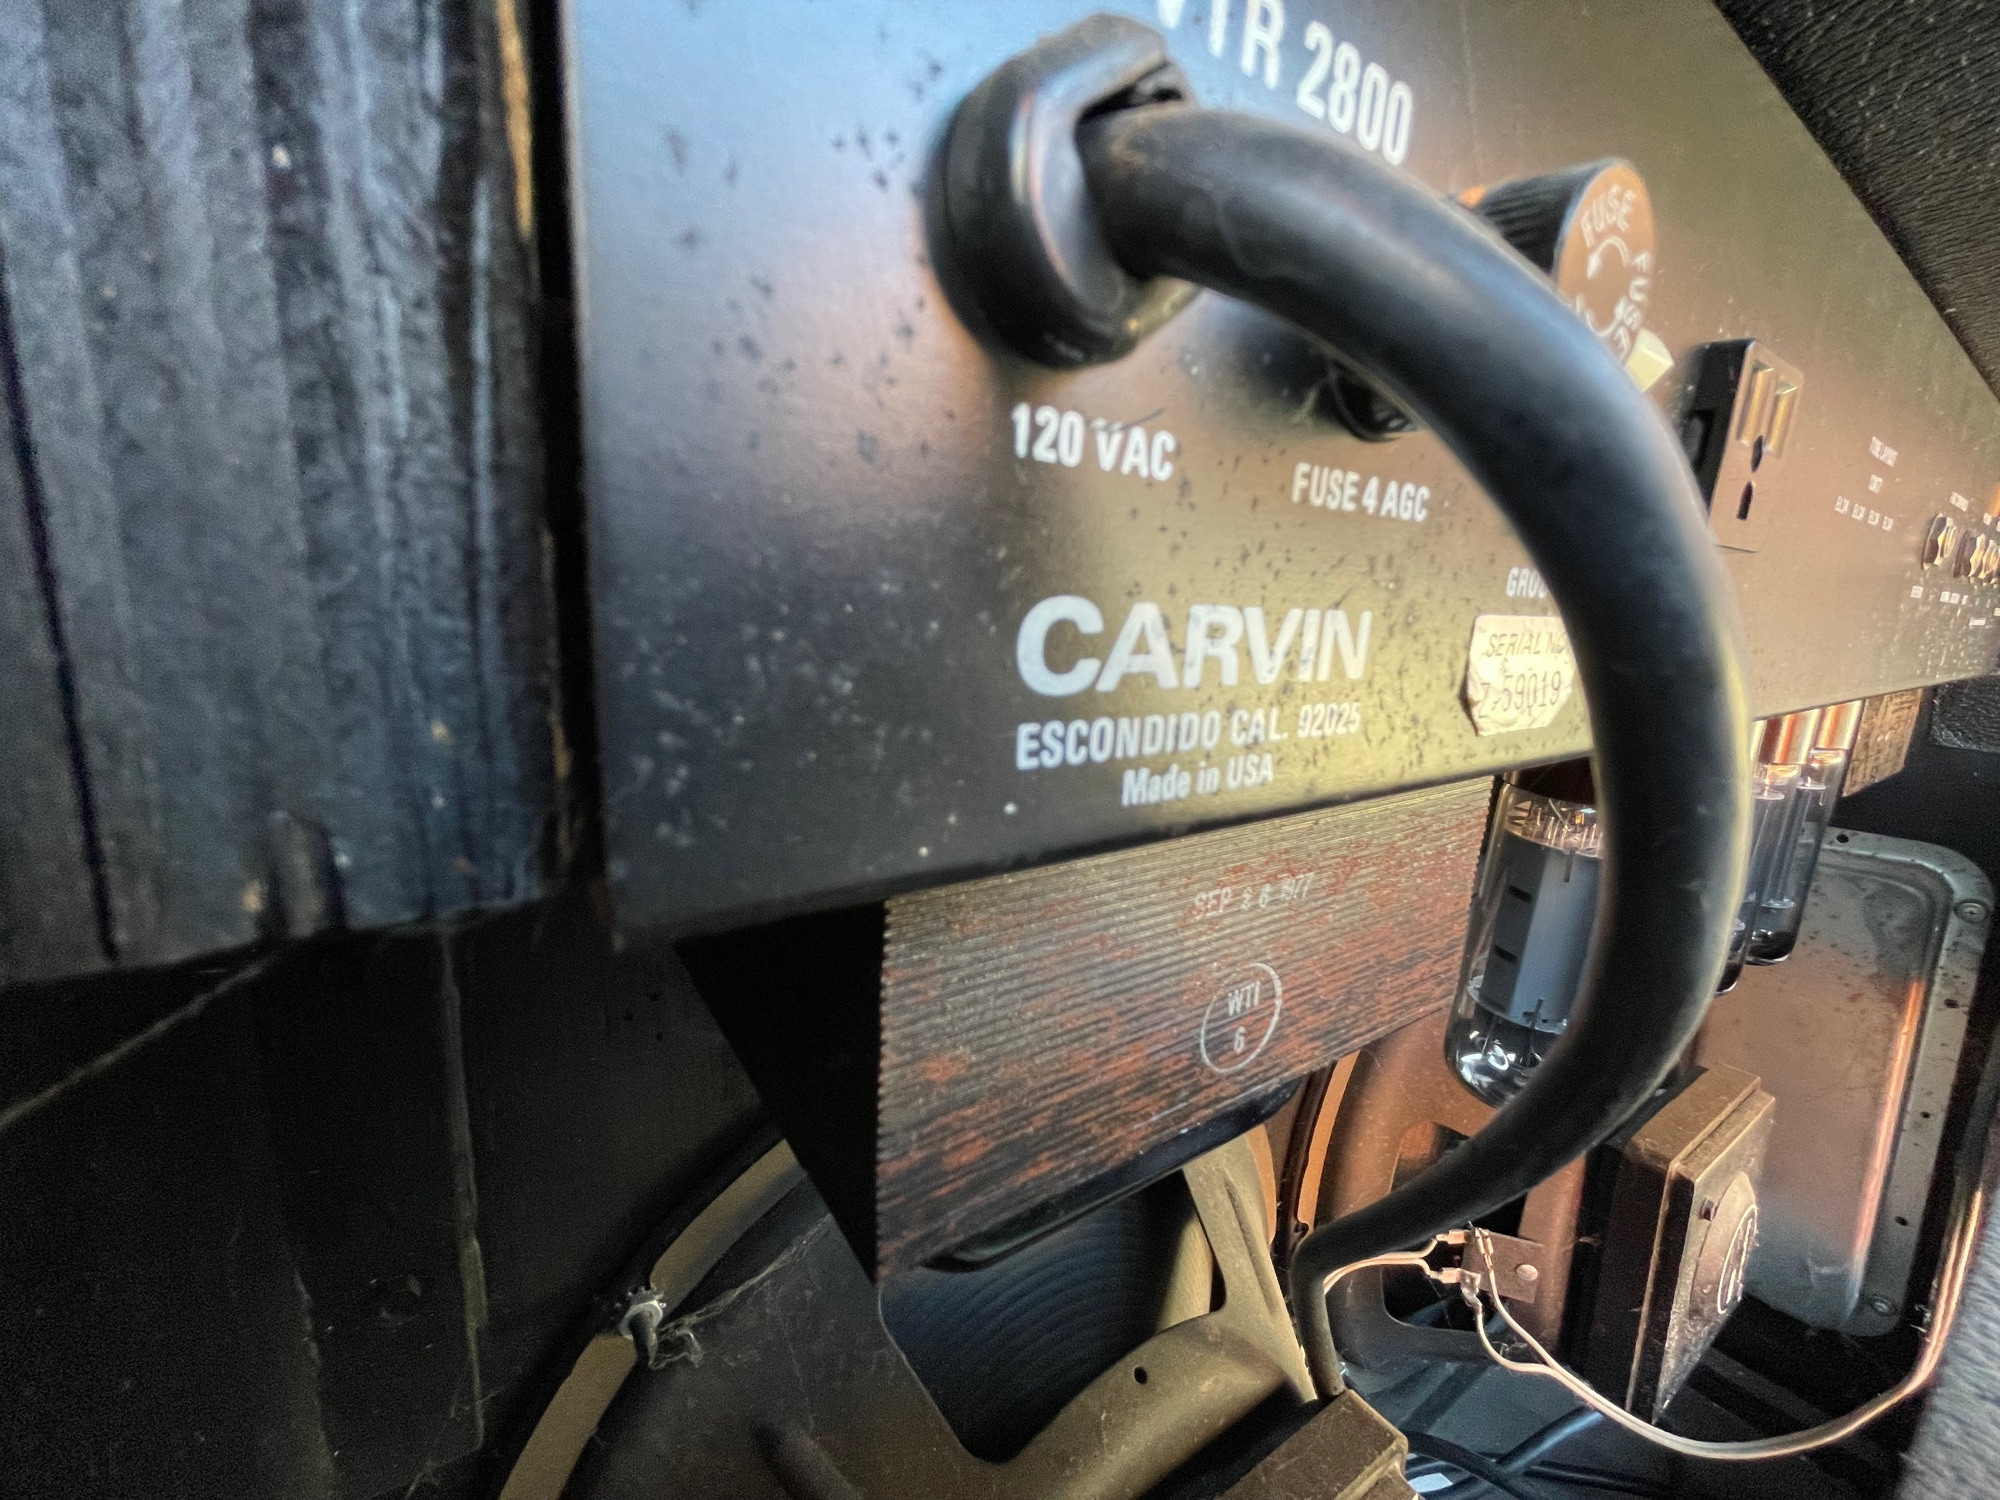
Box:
left=0, top=0, right=560, bottom=984
left=877, top=779, right=1492, bottom=1271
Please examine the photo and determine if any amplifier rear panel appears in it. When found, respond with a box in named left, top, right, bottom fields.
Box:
left=565, top=0, right=2000, bottom=936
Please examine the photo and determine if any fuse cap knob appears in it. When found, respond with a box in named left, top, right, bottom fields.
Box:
left=1469, top=160, right=1656, bottom=366
left=1339, top=161, right=1664, bottom=440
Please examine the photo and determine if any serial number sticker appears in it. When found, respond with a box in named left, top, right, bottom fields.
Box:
left=1462, top=613, right=1576, bottom=735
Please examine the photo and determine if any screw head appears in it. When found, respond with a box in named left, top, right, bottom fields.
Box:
left=1869, top=1296, right=1896, bottom=1316
left=1956, top=900, right=1988, bottom=923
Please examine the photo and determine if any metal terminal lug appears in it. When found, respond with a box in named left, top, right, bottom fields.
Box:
left=1953, top=529, right=1980, bottom=578
left=1923, top=514, right=1960, bottom=569
left=1463, top=1226, right=1550, bottom=1305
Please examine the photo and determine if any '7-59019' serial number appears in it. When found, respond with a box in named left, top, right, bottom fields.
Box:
left=1491, top=669, right=1569, bottom=718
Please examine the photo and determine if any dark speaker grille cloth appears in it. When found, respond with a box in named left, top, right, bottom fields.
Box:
left=1932, top=677, right=2000, bottom=753
left=1717, top=0, right=2000, bottom=398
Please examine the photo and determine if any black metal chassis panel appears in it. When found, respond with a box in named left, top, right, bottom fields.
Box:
left=566, top=0, right=2000, bottom=936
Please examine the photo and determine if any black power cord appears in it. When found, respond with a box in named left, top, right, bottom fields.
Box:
left=1403, top=1429, right=1547, bottom=1500
left=1072, top=60, right=1748, bottom=1398
left=1426, top=1408, right=1608, bottom=1499
left=1409, top=1456, right=1667, bottom=1500
left=941, top=13, right=1749, bottom=1398
left=1497, top=1409, right=1608, bottom=1474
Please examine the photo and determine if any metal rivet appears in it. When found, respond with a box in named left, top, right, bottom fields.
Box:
left=1869, top=1296, right=1896, bottom=1316
left=1956, top=901, right=1988, bottom=923
left=1516, top=1263, right=1539, bottom=1284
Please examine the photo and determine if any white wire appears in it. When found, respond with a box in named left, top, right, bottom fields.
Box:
left=1431, top=1198, right=1985, bottom=1462
left=1323, top=1235, right=1459, bottom=1295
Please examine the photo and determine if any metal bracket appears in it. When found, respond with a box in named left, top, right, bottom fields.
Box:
left=1465, top=1229, right=1548, bottom=1306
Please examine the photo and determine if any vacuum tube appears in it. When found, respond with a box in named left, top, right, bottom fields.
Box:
left=1718, top=710, right=1820, bottom=993
left=1745, top=700, right=1861, bottom=964
left=1448, top=708, right=1850, bottom=1101
left=1447, top=761, right=1602, bottom=1105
